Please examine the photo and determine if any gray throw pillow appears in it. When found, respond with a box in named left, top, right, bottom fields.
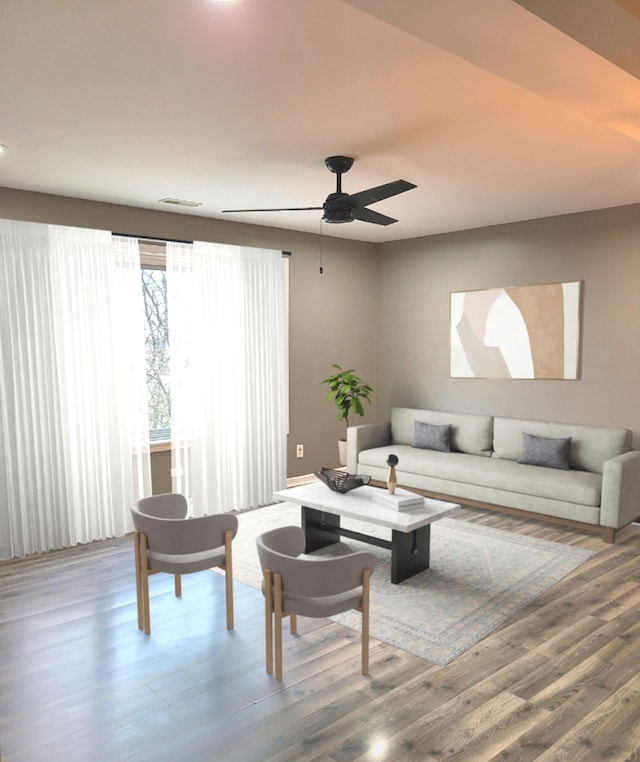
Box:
left=519, top=432, right=571, bottom=470
left=412, top=421, right=452, bottom=452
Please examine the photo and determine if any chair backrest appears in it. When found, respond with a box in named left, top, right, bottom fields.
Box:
left=131, top=495, right=238, bottom=556
left=258, top=525, right=306, bottom=558
left=256, top=526, right=375, bottom=598
left=134, top=493, right=188, bottom=520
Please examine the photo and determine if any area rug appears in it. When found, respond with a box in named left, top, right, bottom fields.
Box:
left=232, top=502, right=596, bottom=666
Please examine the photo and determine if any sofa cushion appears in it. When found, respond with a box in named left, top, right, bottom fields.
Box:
left=493, top=417, right=631, bottom=473
left=412, top=421, right=452, bottom=452
left=391, top=408, right=493, bottom=457
left=353, top=456, right=601, bottom=525
left=519, top=433, right=571, bottom=470
left=357, top=445, right=602, bottom=507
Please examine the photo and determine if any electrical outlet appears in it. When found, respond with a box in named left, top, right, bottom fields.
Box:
left=296, top=444, right=304, bottom=458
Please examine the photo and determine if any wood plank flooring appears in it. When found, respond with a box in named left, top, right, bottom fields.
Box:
left=2, top=508, right=640, bottom=761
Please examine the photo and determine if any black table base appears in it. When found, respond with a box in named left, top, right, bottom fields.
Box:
left=301, top=505, right=431, bottom=584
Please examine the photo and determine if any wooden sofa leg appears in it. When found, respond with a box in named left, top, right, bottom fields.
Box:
left=602, top=527, right=615, bottom=544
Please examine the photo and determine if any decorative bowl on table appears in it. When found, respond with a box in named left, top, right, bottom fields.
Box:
left=314, top=468, right=371, bottom=493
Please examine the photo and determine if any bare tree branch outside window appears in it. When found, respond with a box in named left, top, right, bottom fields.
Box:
left=141, top=269, right=170, bottom=436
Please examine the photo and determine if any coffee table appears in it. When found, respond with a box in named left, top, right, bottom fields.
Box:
left=273, top=482, right=459, bottom=583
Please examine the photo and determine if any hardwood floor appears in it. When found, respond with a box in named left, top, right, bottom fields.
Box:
left=2, top=509, right=640, bottom=761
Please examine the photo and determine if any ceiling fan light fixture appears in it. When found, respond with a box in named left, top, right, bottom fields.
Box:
left=322, top=205, right=355, bottom=224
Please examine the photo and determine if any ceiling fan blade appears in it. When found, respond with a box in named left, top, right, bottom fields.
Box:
left=353, top=207, right=398, bottom=226
left=347, top=179, right=417, bottom=208
left=222, top=206, right=323, bottom=213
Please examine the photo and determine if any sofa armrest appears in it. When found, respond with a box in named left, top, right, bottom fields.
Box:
left=346, top=422, right=391, bottom=474
left=600, top=450, right=640, bottom=529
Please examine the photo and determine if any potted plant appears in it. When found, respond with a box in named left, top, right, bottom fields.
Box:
left=322, top=364, right=373, bottom=465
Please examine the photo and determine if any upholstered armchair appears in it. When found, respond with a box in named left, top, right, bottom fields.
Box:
left=131, top=493, right=238, bottom=635
left=256, top=525, right=375, bottom=680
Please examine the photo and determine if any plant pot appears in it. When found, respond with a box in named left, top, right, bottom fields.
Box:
left=338, top=439, right=347, bottom=467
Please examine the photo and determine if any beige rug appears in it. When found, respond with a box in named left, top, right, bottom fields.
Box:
left=232, top=502, right=595, bottom=666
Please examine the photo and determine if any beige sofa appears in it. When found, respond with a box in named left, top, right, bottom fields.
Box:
left=347, top=407, right=640, bottom=543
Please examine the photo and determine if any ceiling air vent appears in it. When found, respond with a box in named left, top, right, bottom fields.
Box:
left=158, top=197, right=203, bottom=208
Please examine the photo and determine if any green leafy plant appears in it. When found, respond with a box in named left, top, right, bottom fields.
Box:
left=322, top=364, right=373, bottom=432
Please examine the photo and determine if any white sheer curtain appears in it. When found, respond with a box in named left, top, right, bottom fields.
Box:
left=166, top=241, right=287, bottom=515
left=0, top=220, right=151, bottom=559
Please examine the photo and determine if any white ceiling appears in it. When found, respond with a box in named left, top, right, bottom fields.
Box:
left=2, top=0, right=640, bottom=243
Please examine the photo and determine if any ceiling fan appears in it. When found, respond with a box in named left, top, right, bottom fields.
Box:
left=222, top=156, right=417, bottom=226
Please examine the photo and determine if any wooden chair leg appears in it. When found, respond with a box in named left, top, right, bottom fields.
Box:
left=174, top=573, right=182, bottom=597
left=224, top=529, right=234, bottom=630
left=140, top=534, right=151, bottom=635
left=274, top=572, right=283, bottom=681
left=133, top=531, right=144, bottom=631
left=361, top=569, right=370, bottom=676
left=289, top=613, right=297, bottom=635
left=264, top=569, right=273, bottom=675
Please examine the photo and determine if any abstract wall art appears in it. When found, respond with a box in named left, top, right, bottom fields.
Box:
left=450, top=281, right=582, bottom=379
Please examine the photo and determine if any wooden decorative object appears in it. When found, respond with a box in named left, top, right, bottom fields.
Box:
left=387, top=466, right=397, bottom=495
left=386, top=453, right=399, bottom=495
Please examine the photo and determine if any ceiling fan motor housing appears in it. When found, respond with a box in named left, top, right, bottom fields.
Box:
left=323, top=191, right=355, bottom=223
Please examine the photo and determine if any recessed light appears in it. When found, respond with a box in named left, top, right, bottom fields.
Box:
left=0, top=145, right=8, bottom=153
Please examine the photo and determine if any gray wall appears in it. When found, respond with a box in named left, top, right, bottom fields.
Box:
left=377, top=203, right=640, bottom=444
left=5, top=185, right=639, bottom=478
left=0, top=187, right=379, bottom=480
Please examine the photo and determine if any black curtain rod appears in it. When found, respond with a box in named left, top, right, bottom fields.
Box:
left=113, top=232, right=193, bottom=245
left=114, top=233, right=292, bottom=256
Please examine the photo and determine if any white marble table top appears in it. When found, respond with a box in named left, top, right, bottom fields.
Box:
left=274, top=482, right=459, bottom=533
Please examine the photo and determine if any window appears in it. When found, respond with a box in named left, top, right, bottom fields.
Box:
left=139, top=241, right=171, bottom=444
left=135, top=240, right=289, bottom=446
left=141, top=267, right=170, bottom=441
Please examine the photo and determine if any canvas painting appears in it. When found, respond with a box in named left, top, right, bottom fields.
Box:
left=450, top=281, right=582, bottom=379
